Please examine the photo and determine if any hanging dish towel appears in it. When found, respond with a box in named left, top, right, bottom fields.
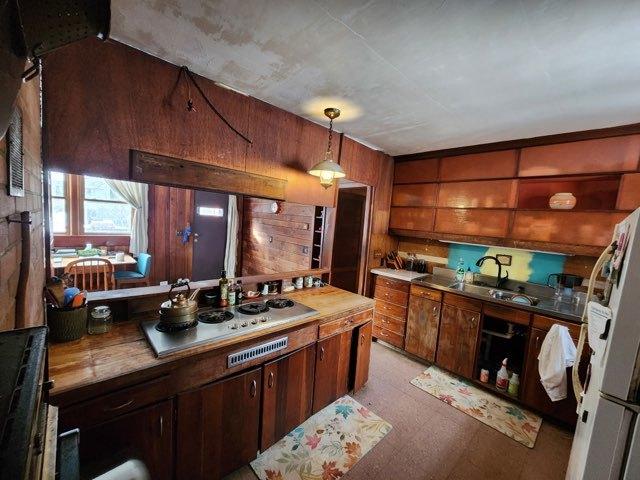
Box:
left=538, top=324, right=577, bottom=401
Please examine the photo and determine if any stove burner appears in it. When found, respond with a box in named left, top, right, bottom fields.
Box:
left=197, top=310, right=234, bottom=324
left=155, top=320, right=198, bottom=333
left=266, top=298, right=294, bottom=309
left=238, top=302, right=269, bottom=315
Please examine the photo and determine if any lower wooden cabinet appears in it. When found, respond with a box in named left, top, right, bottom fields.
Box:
left=353, top=321, right=373, bottom=393
left=436, top=304, right=480, bottom=378
left=405, top=295, right=441, bottom=361
left=261, top=344, right=316, bottom=451
left=176, top=368, right=261, bottom=480
left=313, top=330, right=352, bottom=413
left=78, top=400, right=174, bottom=480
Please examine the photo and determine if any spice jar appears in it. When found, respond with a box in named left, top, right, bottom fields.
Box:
left=88, top=305, right=113, bottom=334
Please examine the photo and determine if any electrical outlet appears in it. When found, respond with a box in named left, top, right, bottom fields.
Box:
left=496, top=254, right=512, bottom=266
left=302, top=246, right=309, bottom=254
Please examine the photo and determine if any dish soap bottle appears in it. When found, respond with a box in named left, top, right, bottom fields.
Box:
left=508, top=373, right=520, bottom=397
left=456, top=258, right=465, bottom=282
left=464, top=267, right=474, bottom=284
left=496, top=358, right=509, bottom=390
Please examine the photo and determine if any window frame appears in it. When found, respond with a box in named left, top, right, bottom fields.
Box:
left=50, top=171, right=70, bottom=235
left=78, top=175, right=133, bottom=235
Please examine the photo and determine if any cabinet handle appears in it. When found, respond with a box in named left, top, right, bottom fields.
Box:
left=432, top=307, right=438, bottom=314
left=470, top=316, right=477, bottom=325
left=535, top=336, right=540, bottom=351
left=320, top=347, right=325, bottom=361
left=104, top=399, right=133, bottom=412
left=250, top=379, right=257, bottom=397
left=159, top=415, right=164, bottom=438
left=268, top=371, right=274, bottom=388
left=360, top=334, right=365, bottom=346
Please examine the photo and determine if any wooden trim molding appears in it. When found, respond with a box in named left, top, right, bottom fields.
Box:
left=395, top=122, right=640, bottom=162
left=130, top=150, right=287, bottom=200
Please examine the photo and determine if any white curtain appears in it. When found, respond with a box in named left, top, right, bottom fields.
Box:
left=224, top=195, right=239, bottom=277
left=104, top=179, right=149, bottom=255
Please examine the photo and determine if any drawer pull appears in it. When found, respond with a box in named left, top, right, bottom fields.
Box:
left=104, top=399, right=134, bottom=412
left=250, top=379, right=257, bottom=397
left=159, top=415, right=164, bottom=437
left=268, top=371, right=275, bottom=388
left=433, top=307, right=438, bottom=314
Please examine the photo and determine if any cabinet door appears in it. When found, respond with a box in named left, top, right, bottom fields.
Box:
left=313, top=330, right=352, bottom=413
left=78, top=400, right=173, bottom=480
left=261, top=344, right=316, bottom=451
left=406, top=295, right=441, bottom=362
left=176, top=368, right=261, bottom=480
left=436, top=305, right=480, bottom=378
left=522, top=328, right=580, bottom=425
left=353, top=321, right=373, bottom=393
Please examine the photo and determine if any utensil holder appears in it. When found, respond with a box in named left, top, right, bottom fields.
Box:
left=47, top=304, right=87, bottom=342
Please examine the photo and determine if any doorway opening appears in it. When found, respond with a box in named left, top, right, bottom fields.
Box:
left=330, top=181, right=371, bottom=294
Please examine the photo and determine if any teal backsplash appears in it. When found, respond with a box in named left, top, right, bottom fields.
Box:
left=446, top=243, right=566, bottom=285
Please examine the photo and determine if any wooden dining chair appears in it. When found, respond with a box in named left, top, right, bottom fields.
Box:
left=64, top=257, right=115, bottom=291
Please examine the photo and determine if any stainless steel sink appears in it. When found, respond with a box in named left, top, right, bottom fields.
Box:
left=448, top=283, right=494, bottom=295
left=448, top=282, right=539, bottom=305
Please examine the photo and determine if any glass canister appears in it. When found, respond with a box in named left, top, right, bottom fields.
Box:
left=88, top=305, right=113, bottom=334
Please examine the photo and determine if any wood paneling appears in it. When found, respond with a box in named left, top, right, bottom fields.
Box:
left=519, top=136, right=640, bottom=177
left=241, top=198, right=314, bottom=275
left=147, top=184, right=194, bottom=284
left=313, top=330, right=352, bottom=413
left=406, top=295, right=441, bottom=362
left=511, top=211, right=626, bottom=247
left=434, top=208, right=511, bottom=238
left=617, top=173, right=640, bottom=210
left=392, top=183, right=438, bottom=207
left=389, top=207, right=435, bottom=231
left=437, top=180, right=517, bottom=208
left=261, top=344, right=315, bottom=450
left=339, top=135, right=383, bottom=187
left=176, top=368, right=261, bottom=479
left=439, top=150, right=518, bottom=181
left=132, top=150, right=286, bottom=200
left=394, top=158, right=439, bottom=184
left=518, top=175, right=620, bottom=210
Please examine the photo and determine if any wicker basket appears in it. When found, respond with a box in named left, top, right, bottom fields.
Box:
left=47, top=304, right=87, bottom=342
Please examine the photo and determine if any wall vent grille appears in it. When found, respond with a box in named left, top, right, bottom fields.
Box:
left=6, top=108, right=24, bottom=197
left=227, top=337, right=288, bottom=368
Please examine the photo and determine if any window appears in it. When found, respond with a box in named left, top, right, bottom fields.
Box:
left=50, top=171, right=68, bottom=233
left=83, top=176, right=132, bottom=234
left=49, top=172, right=134, bottom=237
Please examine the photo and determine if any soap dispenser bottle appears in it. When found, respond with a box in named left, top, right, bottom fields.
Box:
left=455, top=258, right=465, bottom=282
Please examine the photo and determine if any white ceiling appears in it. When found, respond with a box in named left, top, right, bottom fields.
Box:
left=110, top=0, right=640, bottom=156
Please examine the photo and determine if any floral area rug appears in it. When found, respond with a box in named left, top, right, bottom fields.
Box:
left=411, top=366, right=542, bottom=448
left=250, top=395, right=392, bottom=480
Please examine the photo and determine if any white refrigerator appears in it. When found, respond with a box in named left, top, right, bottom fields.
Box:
left=566, top=208, right=640, bottom=480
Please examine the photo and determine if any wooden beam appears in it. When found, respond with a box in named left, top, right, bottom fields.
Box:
left=130, top=150, right=287, bottom=200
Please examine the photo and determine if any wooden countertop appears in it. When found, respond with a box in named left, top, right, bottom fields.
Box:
left=48, top=286, right=374, bottom=400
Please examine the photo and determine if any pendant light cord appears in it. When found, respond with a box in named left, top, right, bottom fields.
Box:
left=179, top=66, right=252, bottom=144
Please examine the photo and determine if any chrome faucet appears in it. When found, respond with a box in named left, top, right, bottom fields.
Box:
left=475, top=256, right=509, bottom=288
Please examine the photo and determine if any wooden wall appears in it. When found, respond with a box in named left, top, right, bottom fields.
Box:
left=0, top=75, right=45, bottom=331
left=391, top=133, right=640, bottom=256
left=42, top=38, right=336, bottom=208
left=241, top=198, right=314, bottom=275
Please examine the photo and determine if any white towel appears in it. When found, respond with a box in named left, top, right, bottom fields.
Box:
left=538, top=324, right=577, bottom=402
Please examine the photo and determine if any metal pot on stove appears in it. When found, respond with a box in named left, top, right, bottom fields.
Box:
left=159, top=281, right=200, bottom=329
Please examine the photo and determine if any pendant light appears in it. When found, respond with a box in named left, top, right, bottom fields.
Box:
left=308, top=107, right=346, bottom=188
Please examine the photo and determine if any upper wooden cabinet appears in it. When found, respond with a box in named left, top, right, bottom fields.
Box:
left=392, top=183, right=438, bottom=207
left=511, top=211, right=627, bottom=246
left=617, top=173, right=640, bottom=210
left=434, top=208, right=511, bottom=238
left=437, top=180, right=517, bottom=208
left=439, top=150, right=518, bottom=181
left=519, top=135, right=640, bottom=177
left=394, top=158, right=439, bottom=184
left=389, top=207, right=435, bottom=231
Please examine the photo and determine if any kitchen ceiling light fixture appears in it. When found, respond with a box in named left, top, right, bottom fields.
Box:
left=308, top=107, right=346, bottom=189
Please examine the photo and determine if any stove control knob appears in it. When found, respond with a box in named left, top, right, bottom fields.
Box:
left=251, top=319, right=258, bottom=325
left=241, top=322, right=248, bottom=328
left=260, top=316, right=268, bottom=323
left=230, top=323, right=238, bottom=330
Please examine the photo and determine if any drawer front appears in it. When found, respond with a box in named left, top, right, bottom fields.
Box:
left=373, top=324, right=405, bottom=348
left=374, top=299, right=407, bottom=320
left=532, top=314, right=581, bottom=338
left=410, top=284, right=443, bottom=302
left=59, top=375, right=172, bottom=431
left=319, top=309, right=373, bottom=339
left=483, top=303, right=531, bottom=326
left=442, top=293, right=482, bottom=312
left=373, top=312, right=406, bottom=336
left=374, top=285, right=409, bottom=306
left=375, top=275, right=410, bottom=293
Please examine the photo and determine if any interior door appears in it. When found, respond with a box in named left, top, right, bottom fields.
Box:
left=191, top=190, right=229, bottom=281
left=261, top=344, right=316, bottom=451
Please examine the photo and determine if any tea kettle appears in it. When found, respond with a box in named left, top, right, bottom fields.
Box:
left=158, top=281, right=200, bottom=328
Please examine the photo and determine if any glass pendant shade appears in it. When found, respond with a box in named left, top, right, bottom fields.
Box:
left=308, top=107, right=346, bottom=189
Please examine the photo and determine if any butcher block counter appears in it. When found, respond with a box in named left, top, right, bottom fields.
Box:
left=48, top=285, right=374, bottom=405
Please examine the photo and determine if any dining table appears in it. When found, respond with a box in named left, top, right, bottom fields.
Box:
left=51, top=254, right=137, bottom=274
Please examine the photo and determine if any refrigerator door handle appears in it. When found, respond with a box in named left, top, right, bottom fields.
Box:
left=600, top=318, right=612, bottom=340
left=601, top=392, right=640, bottom=414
